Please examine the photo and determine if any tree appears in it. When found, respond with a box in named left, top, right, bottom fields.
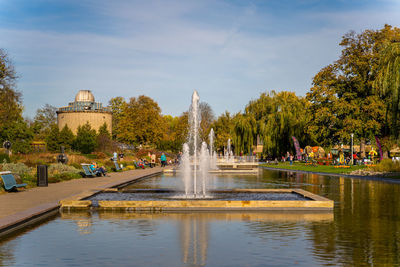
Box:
left=96, top=122, right=113, bottom=152
left=306, top=25, right=400, bottom=156
left=45, top=124, right=61, bottom=152
left=243, top=91, right=309, bottom=157
left=59, top=125, right=75, bottom=150
left=0, top=119, right=33, bottom=153
left=32, top=104, right=58, bottom=140
left=0, top=49, right=22, bottom=126
left=118, top=95, right=166, bottom=146
left=210, top=111, right=234, bottom=153
left=74, top=122, right=97, bottom=154
left=374, top=38, right=400, bottom=137
left=108, top=97, right=126, bottom=140
left=157, top=113, right=189, bottom=152
left=0, top=49, right=33, bottom=153
left=199, top=102, right=215, bottom=142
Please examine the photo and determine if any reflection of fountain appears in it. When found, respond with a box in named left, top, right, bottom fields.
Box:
left=180, top=214, right=208, bottom=266
left=181, top=91, right=211, bottom=198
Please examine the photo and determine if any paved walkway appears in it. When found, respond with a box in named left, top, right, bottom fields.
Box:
left=0, top=167, right=163, bottom=235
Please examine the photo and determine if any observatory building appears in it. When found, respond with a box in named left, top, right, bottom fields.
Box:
left=57, top=90, right=112, bottom=135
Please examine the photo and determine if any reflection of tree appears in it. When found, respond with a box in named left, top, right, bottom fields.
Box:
left=0, top=240, right=16, bottom=266
left=306, top=179, right=400, bottom=265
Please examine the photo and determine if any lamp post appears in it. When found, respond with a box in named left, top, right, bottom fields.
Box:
left=351, top=133, right=354, bottom=165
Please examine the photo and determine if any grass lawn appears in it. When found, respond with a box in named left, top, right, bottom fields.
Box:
left=260, top=162, right=367, bottom=174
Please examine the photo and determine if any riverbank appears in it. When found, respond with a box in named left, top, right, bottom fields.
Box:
left=260, top=162, right=400, bottom=182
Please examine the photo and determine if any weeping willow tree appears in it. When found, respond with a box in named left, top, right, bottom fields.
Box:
left=233, top=91, right=310, bottom=157
left=374, top=40, right=400, bottom=138
left=232, top=113, right=257, bottom=155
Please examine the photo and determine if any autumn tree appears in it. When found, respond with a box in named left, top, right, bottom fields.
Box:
left=307, top=25, right=400, bottom=156
left=118, top=95, right=166, bottom=146
left=108, top=97, right=126, bottom=140
left=157, top=114, right=189, bottom=152
left=210, top=111, right=234, bottom=153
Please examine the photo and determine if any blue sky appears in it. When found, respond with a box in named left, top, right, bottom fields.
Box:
left=1, top=0, right=400, bottom=118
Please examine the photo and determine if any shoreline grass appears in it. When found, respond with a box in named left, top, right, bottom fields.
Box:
left=260, top=162, right=367, bottom=174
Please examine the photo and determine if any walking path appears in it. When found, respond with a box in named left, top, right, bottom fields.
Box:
left=0, top=167, right=163, bottom=236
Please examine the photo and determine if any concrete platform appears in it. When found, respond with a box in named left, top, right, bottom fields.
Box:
left=60, top=188, right=334, bottom=211
left=0, top=167, right=163, bottom=237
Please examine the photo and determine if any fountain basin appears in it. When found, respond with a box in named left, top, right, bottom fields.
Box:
left=61, top=189, right=333, bottom=211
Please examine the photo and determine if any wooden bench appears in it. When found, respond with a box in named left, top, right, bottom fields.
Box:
left=0, top=171, right=27, bottom=191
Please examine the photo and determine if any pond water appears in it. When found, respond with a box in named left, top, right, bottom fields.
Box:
left=1, top=168, right=400, bottom=266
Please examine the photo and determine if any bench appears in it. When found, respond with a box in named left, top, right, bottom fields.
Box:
left=81, top=164, right=102, bottom=177
left=0, top=171, right=27, bottom=191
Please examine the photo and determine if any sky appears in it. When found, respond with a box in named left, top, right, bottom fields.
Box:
left=1, top=0, right=400, bottom=119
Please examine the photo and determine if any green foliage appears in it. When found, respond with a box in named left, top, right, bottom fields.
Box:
left=238, top=91, right=310, bottom=157
left=158, top=113, right=188, bottom=152
left=48, top=163, right=80, bottom=175
left=0, top=153, right=10, bottom=163
left=108, top=96, right=126, bottom=140
left=211, top=111, right=234, bottom=153
left=0, top=119, right=34, bottom=153
left=59, top=124, right=75, bottom=150
left=45, top=124, right=61, bottom=152
left=1, top=161, right=32, bottom=178
left=73, top=122, right=97, bottom=154
left=0, top=49, right=23, bottom=125
left=371, top=159, right=400, bottom=172
left=306, top=25, right=400, bottom=152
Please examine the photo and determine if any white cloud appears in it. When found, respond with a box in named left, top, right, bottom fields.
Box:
left=1, top=0, right=399, bottom=118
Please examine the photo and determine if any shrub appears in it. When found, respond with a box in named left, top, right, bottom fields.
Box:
left=0, top=153, right=10, bottom=163
left=1, top=161, right=32, bottom=177
left=371, top=159, right=400, bottom=172
left=48, top=163, right=80, bottom=175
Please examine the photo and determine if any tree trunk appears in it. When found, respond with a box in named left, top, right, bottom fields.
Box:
left=360, top=138, right=366, bottom=158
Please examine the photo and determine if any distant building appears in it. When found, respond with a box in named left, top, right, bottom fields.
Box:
left=57, top=90, right=112, bottom=135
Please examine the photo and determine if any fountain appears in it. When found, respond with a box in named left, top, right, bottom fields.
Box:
left=180, top=90, right=211, bottom=198
left=63, top=91, right=334, bottom=211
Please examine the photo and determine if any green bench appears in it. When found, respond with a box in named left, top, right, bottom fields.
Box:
left=81, top=164, right=102, bottom=178
left=0, top=171, right=27, bottom=191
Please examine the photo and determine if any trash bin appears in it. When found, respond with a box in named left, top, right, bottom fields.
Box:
left=37, top=165, right=48, bottom=187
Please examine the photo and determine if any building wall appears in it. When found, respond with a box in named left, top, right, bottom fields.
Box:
left=57, top=111, right=112, bottom=135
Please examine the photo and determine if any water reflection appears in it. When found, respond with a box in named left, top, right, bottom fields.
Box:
left=1, top=169, right=400, bottom=266
left=60, top=210, right=333, bottom=266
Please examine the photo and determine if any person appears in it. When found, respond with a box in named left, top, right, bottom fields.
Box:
left=151, top=153, right=156, bottom=168
left=160, top=153, right=167, bottom=167
left=289, top=154, right=293, bottom=165
left=90, top=162, right=107, bottom=176
left=113, top=151, right=118, bottom=162
left=135, top=159, right=144, bottom=169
